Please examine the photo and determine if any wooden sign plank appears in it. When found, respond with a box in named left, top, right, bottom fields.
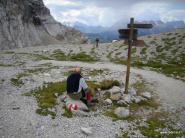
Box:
left=118, top=29, right=138, bottom=40
left=124, top=40, right=146, bottom=47
left=127, top=24, right=153, bottom=29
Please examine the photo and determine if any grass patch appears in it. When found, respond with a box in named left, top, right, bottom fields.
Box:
left=23, top=81, right=66, bottom=118
left=138, top=118, right=184, bottom=138
left=51, top=50, right=67, bottom=61
left=88, top=69, right=104, bottom=76
left=131, top=80, right=151, bottom=95
left=70, top=52, right=98, bottom=62
left=0, top=62, right=12, bottom=67
left=140, top=47, right=147, bottom=55
left=62, top=108, right=73, bottom=118
left=10, top=78, right=24, bottom=87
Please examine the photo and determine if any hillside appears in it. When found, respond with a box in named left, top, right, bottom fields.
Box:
left=0, top=0, right=86, bottom=50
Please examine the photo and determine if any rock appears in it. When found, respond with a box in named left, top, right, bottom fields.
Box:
left=122, top=94, right=131, bottom=104
left=114, top=107, right=130, bottom=118
left=54, top=93, right=58, bottom=97
left=81, top=127, right=92, bottom=135
left=110, top=93, right=122, bottom=101
left=142, top=92, right=152, bottom=99
left=65, top=97, right=89, bottom=111
left=73, top=110, right=89, bottom=117
left=133, top=96, right=142, bottom=103
left=12, top=106, right=20, bottom=110
left=44, top=73, right=51, bottom=77
left=129, top=88, right=137, bottom=96
left=104, top=99, right=112, bottom=105
left=117, top=100, right=127, bottom=106
left=0, top=0, right=86, bottom=50
left=107, top=86, right=121, bottom=94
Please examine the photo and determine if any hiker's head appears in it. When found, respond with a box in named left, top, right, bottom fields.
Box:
left=74, top=67, right=81, bottom=74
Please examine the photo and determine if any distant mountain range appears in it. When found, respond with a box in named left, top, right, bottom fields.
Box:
left=73, top=20, right=185, bottom=43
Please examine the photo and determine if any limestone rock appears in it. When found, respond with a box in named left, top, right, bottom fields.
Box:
left=142, top=92, right=152, bottom=99
left=114, top=107, right=130, bottom=118
left=0, top=0, right=86, bottom=50
left=122, top=94, right=132, bottom=104
left=81, top=127, right=92, bottom=135
left=104, top=99, right=112, bottom=105
left=129, top=88, right=137, bottom=96
left=110, top=93, right=122, bottom=101
left=65, top=97, right=88, bottom=111
left=107, top=86, right=121, bottom=94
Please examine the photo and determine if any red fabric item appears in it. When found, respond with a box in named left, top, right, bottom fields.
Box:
left=86, top=92, right=93, bottom=103
left=69, top=104, right=78, bottom=112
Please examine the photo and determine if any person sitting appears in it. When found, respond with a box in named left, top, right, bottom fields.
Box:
left=66, top=67, right=94, bottom=105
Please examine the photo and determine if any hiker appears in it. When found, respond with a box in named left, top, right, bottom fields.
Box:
left=95, top=38, right=99, bottom=47
left=66, top=67, right=94, bottom=105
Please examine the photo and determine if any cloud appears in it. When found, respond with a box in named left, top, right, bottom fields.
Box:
left=43, top=0, right=185, bottom=26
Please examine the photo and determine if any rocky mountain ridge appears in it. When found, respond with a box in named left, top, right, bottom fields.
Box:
left=0, top=0, right=86, bottom=50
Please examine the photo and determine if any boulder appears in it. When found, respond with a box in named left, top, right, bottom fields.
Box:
left=65, top=97, right=88, bottom=111
left=107, top=86, right=121, bottom=94
left=142, top=92, right=152, bottom=99
left=114, top=107, right=130, bottom=118
left=104, top=99, right=112, bottom=105
left=110, top=93, right=122, bottom=101
left=81, top=127, right=92, bottom=135
left=117, top=100, right=127, bottom=106
left=122, top=94, right=132, bottom=104
left=132, top=96, right=142, bottom=103
left=129, top=88, right=137, bottom=96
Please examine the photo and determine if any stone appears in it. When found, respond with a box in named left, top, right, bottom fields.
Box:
left=65, top=97, right=89, bottom=111
left=142, top=92, right=152, bottom=99
left=0, top=0, right=86, bottom=50
left=133, top=96, right=142, bottom=103
left=122, top=94, right=131, bottom=104
left=104, top=99, right=112, bottom=105
left=110, top=93, right=122, bottom=101
left=117, top=100, right=127, bottom=106
left=81, top=127, right=92, bottom=135
left=114, top=107, right=130, bottom=118
left=107, top=86, right=121, bottom=94
left=129, top=88, right=137, bottom=96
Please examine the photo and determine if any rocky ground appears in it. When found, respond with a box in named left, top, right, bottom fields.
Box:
left=0, top=40, right=185, bottom=138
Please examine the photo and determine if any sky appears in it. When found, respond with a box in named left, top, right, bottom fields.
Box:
left=43, top=0, right=185, bottom=27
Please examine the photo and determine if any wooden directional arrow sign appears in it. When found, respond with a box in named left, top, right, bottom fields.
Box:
left=127, top=24, right=153, bottom=29
left=118, top=29, right=138, bottom=40
left=124, top=40, right=146, bottom=47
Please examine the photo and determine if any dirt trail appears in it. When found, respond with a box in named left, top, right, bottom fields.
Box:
left=36, top=60, right=185, bottom=109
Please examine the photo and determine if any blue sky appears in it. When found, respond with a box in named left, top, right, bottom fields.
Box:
left=43, top=0, right=185, bottom=27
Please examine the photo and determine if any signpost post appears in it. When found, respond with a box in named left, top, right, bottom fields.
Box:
left=118, top=18, right=153, bottom=94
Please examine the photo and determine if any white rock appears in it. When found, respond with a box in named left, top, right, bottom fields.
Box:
left=110, top=93, right=122, bottom=101
left=142, top=92, right=152, bottom=99
left=81, top=127, right=92, bottom=135
left=65, top=97, right=88, bottom=111
left=43, top=73, right=51, bottom=77
left=133, top=96, right=142, bottom=103
left=114, top=107, right=130, bottom=118
left=104, top=99, right=112, bottom=105
left=107, top=86, right=121, bottom=94
left=117, top=100, right=127, bottom=105
left=122, top=94, right=131, bottom=104
left=129, top=88, right=137, bottom=96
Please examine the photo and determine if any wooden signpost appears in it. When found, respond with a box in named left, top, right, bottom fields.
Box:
left=118, top=18, right=153, bottom=94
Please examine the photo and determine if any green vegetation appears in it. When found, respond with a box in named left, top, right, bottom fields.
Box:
left=138, top=118, right=184, bottom=138
left=140, top=47, right=147, bottom=55
left=2, top=51, right=15, bottom=54
left=70, top=52, right=98, bottom=62
left=131, top=80, right=152, bottom=95
left=0, top=63, right=12, bottom=67
left=88, top=69, right=104, bottom=76
left=62, top=108, right=73, bottom=118
left=23, top=81, right=66, bottom=118
left=10, top=78, right=24, bottom=87
left=51, top=50, right=98, bottom=62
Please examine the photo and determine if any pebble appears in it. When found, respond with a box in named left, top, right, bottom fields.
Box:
left=81, top=127, right=92, bottom=135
